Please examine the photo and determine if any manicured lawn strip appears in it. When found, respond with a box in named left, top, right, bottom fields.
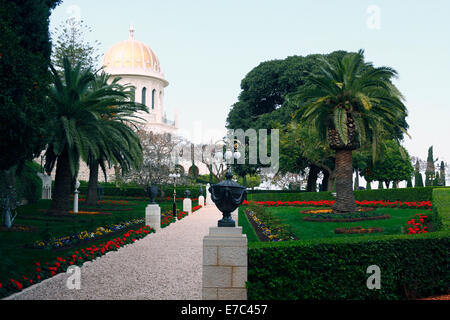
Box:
left=266, top=207, right=417, bottom=240
left=247, top=230, right=450, bottom=300
left=238, top=207, right=259, bottom=243
left=433, top=188, right=450, bottom=230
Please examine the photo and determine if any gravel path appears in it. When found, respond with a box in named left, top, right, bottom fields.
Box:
left=5, top=205, right=222, bottom=300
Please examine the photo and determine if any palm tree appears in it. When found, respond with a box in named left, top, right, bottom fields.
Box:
left=44, top=57, right=147, bottom=214
left=84, top=72, right=145, bottom=206
left=293, top=50, right=408, bottom=213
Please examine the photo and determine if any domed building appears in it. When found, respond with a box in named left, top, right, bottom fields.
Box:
left=37, top=26, right=208, bottom=186
left=102, top=26, right=177, bottom=135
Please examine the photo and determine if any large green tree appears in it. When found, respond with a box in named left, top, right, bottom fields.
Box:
left=0, top=0, right=60, bottom=171
left=51, top=17, right=100, bottom=72
left=279, top=122, right=335, bottom=191
left=361, top=140, right=413, bottom=189
left=293, top=50, right=408, bottom=213
left=226, top=52, right=350, bottom=187
left=44, top=58, right=147, bottom=214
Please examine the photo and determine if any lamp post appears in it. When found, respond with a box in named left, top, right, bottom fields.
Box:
left=169, top=171, right=180, bottom=217
left=208, top=137, right=246, bottom=227
left=73, top=179, right=80, bottom=213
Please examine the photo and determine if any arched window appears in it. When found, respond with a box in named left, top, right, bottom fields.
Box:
left=152, top=89, right=156, bottom=109
left=142, top=87, right=147, bottom=105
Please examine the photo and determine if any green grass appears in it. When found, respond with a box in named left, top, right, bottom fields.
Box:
left=241, top=206, right=427, bottom=241
left=0, top=198, right=182, bottom=288
left=238, top=207, right=259, bottom=243
left=433, top=188, right=450, bottom=229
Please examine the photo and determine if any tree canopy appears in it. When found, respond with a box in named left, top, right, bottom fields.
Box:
left=0, top=0, right=61, bottom=170
left=362, top=140, right=414, bottom=188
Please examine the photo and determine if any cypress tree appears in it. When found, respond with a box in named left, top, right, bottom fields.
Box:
left=425, top=146, right=435, bottom=186
left=378, top=181, right=383, bottom=189
left=433, top=172, right=440, bottom=186
left=366, top=180, right=371, bottom=190
left=439, top=161, right=446, bottom=186
left=406, top=178, right=413, bottom=188
left=414, top=160, right=424, bottom=187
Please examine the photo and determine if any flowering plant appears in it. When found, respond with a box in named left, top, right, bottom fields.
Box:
left=1, top=225, right=154, bottom=297
left=406, top=212, right=430, bottom=234
left=242, top=199, right=432, bottom=210
left=30, top=218, right=145, bottom=249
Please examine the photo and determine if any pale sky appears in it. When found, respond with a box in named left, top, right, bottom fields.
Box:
left=49, top=0, right=450, bottom=168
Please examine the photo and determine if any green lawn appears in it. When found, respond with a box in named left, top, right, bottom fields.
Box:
left=0, top=197, right=183, bottom=289
left=238, top=208, right=259, bottom=242
left=240, top=205, right=428, bottom=241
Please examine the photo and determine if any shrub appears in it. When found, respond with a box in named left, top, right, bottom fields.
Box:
left=248, top=233, right=450, bottom=300
left=78, top=185, right=205, bottom=199
left=16, top=161, right=42, bottom=204
left=1, top=161, right=43, bottom=204
left=247, top=191, right=334, bottom=202
left=354, top=186, right=450, bottom=202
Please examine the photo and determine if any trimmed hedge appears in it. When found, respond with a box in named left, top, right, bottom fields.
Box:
left=246, top=191, right=334, bottom=202
left=246, top=186, right=450, bottom=202
left=248, top=231, right=450, bottom=300
left=354, top=186, right=450, bottom=202
left=78, top=185, right=204, bottom=199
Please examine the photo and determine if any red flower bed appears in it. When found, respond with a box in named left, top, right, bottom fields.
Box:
left=0, top=225, right=154, bottom=297
left=406, top=212, right=430, bottom=234
left=1, top=202, right=206, bottom=298
left=242, top=199, right=432, bottom=210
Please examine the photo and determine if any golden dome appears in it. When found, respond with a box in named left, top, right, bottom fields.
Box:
left=102, top=27, right=162, bottom=75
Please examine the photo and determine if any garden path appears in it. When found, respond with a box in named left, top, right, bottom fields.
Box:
left=5, top=205, right=222, bottom=300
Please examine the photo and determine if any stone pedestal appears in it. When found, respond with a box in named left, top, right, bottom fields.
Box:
left=183, top=198, right=192, bottom=214
left=198, top=195, right=205, bottom=207
left=202, top=227, right=247, bottom=300
left=145, top=204, right=161, bottom=232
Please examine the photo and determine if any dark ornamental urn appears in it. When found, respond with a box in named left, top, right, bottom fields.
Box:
left=184, top=189, right=191, bottom=198
left=146, top=185, right=159, bottom=204
left=209, top=168, right=247, bottom=227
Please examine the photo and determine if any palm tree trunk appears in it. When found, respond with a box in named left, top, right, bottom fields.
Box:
left=86, top=160, right=99, bottom=206
left=333, top=149, right=357, bottom=213
left=49, top=148, right=72, bottom=215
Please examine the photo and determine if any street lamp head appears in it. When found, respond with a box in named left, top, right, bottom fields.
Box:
left=214, top=152, right=223, bottom=162
left=224, top=150, right=233, bottom=161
